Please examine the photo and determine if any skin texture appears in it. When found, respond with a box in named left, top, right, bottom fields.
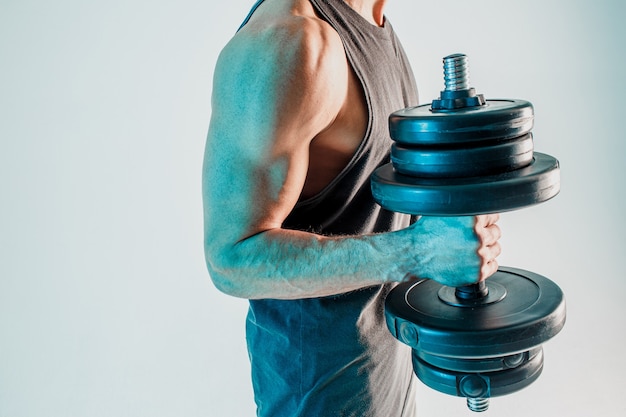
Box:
left=202, top=0, right=502, bottom=300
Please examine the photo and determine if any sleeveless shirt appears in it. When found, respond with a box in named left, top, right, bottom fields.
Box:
left=240, top=1, right=420, bottom=416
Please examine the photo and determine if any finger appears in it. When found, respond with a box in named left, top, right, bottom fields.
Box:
left=475, top=213, right=500, bottom=228
left=490, top=241, right=502, bottom=258
left=478, top=241, right=501, bottom=260
left=480, top=258, right=499, bottom=281
left=474, top=214, right=501, bottom=246
left=474, top=222, right=501, bottom=247
left=483, top=223, right=502, bottom=246
left=478, top=240, right=501, bottom=280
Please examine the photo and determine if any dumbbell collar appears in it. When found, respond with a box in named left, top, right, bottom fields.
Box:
left=431, top=87, right=486, bottom=111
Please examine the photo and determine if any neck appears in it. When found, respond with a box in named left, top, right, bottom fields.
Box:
left=343, top=0, right=388, bottom=26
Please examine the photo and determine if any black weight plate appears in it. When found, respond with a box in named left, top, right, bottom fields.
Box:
left=391, top=133, right=534, bottom=178
left=371, top=152, right=560, bottom=215
left=385, top=267, right=566, bottom=358
left=412, top=348, right=544, bottom=398
left=389, top=99, right=534, bottom=145
left=415, top=347, right=542, bottom=373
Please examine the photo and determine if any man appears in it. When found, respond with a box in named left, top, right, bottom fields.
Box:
left=203, top=0, right=501, bottom=416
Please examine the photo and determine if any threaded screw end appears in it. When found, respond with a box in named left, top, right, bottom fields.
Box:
left=431, top=53, right=485, bottom=110
left=443, top=53, right=469, bottom=91
left=467, top=397, right=490, bottom=413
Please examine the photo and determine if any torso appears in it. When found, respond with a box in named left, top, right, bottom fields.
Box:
left=301, top=63, right=368, bottom=199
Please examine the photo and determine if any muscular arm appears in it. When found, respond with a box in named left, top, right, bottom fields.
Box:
left=202, top=16, right=500, bottom=300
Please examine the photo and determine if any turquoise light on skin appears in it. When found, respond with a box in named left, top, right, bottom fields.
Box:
left=202, top=0, right=500, bottom=301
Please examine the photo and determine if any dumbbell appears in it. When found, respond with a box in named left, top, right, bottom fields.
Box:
left=371, top=54, right=566, bottom=412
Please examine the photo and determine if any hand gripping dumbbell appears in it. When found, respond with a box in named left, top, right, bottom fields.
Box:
left=371, top=54, right=566, bottom=412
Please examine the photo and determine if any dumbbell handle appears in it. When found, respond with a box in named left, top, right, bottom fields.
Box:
left=456, top=281, right=489, bottom=300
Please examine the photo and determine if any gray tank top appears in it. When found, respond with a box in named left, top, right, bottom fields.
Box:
left=243, top=1, right=419, bottom=416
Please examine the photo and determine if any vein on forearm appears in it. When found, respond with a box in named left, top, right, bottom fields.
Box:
left=219, top=228, right=394, bottom=300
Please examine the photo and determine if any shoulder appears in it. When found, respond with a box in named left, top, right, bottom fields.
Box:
left=210, top=7, right=349, bottom=141
left=214, top=9, right=347, bottom=97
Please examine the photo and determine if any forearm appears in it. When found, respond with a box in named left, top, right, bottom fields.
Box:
left=206, top=227, right=409, bottom=300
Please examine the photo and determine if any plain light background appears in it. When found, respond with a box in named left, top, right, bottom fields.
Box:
left=1, top=0, right=624, bottom=416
